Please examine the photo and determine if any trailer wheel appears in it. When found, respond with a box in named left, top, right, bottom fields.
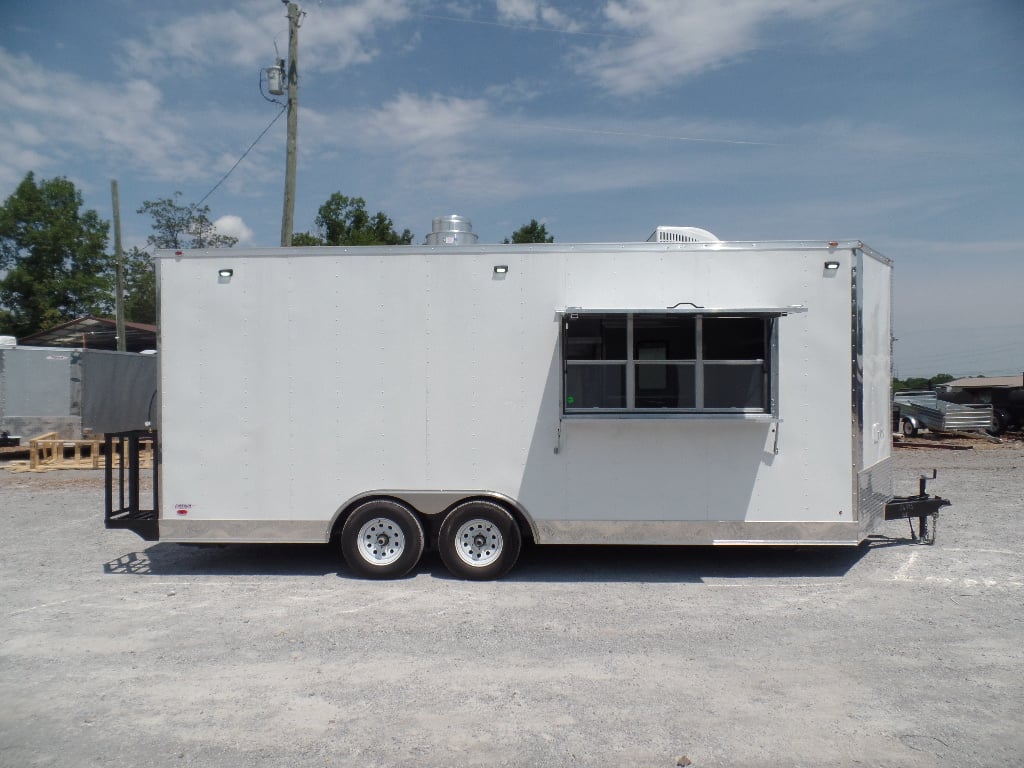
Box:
left=987, top=408, right=1009, bottom=437
left=438, top=501, right=521, bottom=581
left=901, top=418, right=918, bottom=437
left=340, top=500, right=425, bottom=579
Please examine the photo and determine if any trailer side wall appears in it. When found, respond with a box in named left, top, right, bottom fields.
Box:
left=156, top=242, right=885, bottom=545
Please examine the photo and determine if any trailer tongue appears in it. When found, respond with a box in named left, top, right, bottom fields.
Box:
left=883, top=471, right=951, bottom=545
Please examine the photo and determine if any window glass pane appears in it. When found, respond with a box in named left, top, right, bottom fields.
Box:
left=704, top=364, right=765, bottom=409
left=566, top=364, right=626, bottom=408
left=635, top=363, right=696, bottom=408
left=703, top=317, right=765, bottom=360
left=563, top=312, right=774, bottom=415
left=565, top=315, right=627, bottom=360
left=634, top=314, right=696, bottom=360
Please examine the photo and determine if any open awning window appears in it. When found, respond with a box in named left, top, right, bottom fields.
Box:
left=561, top=309, right=795, bottom=416
left=561, top=305, right=806, bottom=316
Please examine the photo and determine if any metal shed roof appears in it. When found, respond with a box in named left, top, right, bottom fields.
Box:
left=944, top=375, right=1023, bottom=389
left=16, top=317, right=157, bottom=352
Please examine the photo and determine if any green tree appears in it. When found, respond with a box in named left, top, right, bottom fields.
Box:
left=137, top=192, right=238, bottom=249
left=290, top=231, right=323, bottom=246
left=504, top=219, right=553, bottom=244
left=893, top=373, right=956, bottom=391
left=122, top=246, right=156, bottom=325
left=0, top=172, right=112, bottom=337
left=296, top=193, right=413, bottom=246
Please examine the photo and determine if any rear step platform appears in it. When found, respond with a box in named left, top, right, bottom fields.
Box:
left=104, top=431, right=159, bottom=541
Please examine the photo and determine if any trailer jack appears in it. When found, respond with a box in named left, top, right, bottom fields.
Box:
left=883, top=470, right=951, bottom=545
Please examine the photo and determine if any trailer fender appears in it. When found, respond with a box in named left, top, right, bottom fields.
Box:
left=329, top=490, right=538, bottom=544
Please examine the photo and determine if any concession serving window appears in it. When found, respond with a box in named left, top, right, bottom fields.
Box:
left=561, top=306, right=805, bottom=417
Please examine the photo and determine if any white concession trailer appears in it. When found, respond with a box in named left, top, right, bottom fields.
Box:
left=105, top=228, right=948, bottom=579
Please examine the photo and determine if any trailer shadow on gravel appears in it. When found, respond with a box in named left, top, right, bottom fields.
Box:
left=103, top=536, right=927, bottom=583
left=103, top=542, right=340, bottom=577
left=482, top=544, right=874, bottom=583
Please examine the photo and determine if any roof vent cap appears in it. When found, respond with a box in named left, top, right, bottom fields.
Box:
left=648, top=226, right=720, bottom=243
left=425, top=214, right=478, bottom=246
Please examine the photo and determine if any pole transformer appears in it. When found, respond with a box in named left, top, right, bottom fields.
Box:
left=280, top=2, right=300, bottom=247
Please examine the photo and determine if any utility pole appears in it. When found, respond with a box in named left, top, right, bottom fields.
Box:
left=110, top=179, right=126, bottom=352
left=280, top=2, right=300, bottom=247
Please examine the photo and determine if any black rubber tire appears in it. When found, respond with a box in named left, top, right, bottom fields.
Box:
left=340, top=500, right=425, bottom=579
left=987, top=408, right=1010, bottom=437
left=438, top=501, right=522, bottom=581
left=901, top=418, right=918, bottom=437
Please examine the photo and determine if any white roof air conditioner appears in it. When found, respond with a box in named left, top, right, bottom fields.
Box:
left=648, top=226, right=721, bottom=243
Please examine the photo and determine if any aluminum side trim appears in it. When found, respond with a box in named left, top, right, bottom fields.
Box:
left=160, top=519, right=329, bottom=543
left=534, top=520, right=862, bottom=546
left=154, top=241, right=874, bottom=261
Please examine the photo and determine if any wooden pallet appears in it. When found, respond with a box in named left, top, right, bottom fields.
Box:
left=3, top=433, right=153, bottom=473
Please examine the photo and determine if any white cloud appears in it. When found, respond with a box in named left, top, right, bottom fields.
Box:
left=358, top=92, right=490, bottom=150
left=0, top=49, right=208, bottom=192
left=337, top=93, right=508, bottom=199
left=484, top=78, right=543, bottom=105
left=539, top=5, right=580, bottom=31
left=577, top=0, right=883, bottom=95
left=497, top=0, right=538, bottom=23
left=0, top=46, right=286, bottom=209
left=325, top=99, right=782, bottom=203
left=213, top=214, right=254, bottom=244
left=120, top=0, right=412, bottom=77
left=496, top=0, right=582, bottom=31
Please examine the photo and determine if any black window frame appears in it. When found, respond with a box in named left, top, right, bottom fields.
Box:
left=562, top=311, right=778, bottom=416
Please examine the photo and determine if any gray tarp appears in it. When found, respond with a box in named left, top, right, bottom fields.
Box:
left=80, top=350, right=158, bottom=433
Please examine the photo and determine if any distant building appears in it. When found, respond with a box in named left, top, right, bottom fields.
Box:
left=18, top=316, right=156, bottom=352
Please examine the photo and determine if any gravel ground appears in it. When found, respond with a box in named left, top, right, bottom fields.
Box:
left=1, top=446, right=1022, bottom=768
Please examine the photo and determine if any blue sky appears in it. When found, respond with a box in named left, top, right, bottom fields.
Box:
left=2, top=0, right=1021, bottom=376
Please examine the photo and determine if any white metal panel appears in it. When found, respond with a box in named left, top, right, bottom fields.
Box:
left=421, top=253, right=564, bottom=495
left=160, top=253, right=432, bottom=525
left=157, top=241, right=869, bottom=542
left=554, top=247, right=853, bottom=525
left=858, top=250, right=893, bottom=471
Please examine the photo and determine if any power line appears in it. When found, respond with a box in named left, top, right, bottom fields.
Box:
left=196, top=105, right=287, bottom=208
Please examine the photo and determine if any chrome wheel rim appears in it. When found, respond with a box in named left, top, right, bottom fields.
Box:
left=454, top=518, right=503, bottom=567
left=357, top=517, right=406, bottom=566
